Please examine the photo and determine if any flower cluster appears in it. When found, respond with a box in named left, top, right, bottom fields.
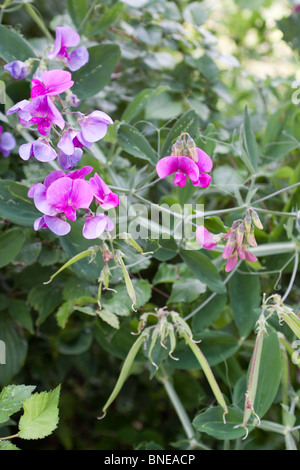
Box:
left=28, top=166, right=119, bottom=239
left=196, top=208, right=263, bottom=272
left=156, top=133, right=213, bottom=188
left=4, top=26, right=118, bottom=240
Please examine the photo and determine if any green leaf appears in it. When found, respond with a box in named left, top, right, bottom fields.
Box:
left=0, top=229, right=25, bottom=268
left=28, top=284, right=62, bottom=326
left=72, top=44, right=121, bottom=99
left=0, top=313, right=27, bottom=387
left=9, top=299, right=34, bottom=334
left=0, top=25, right=36, bottom=62
left=87, top=2, right=126, bottom=37
left=122, top=86, right=169, bottom=123
left=161, top=110, right=199, bottom=157
left=58, top=328, right=93, bottom=355
left=193, top=406, right=249, bottom=440
left=66, top=0, right=89, bottom=29
left=192, top=293, right=228, bottom=332
left=117, top=123, right=158, bottom=165
left=0, top=180, right=39, bottom=226
left=18, top=385, right=61, bottom=440
left=0, top=441, right=20, bottom=450
left=180, top=250, right=226, bottom=294
left=241, top=105, right=259, bottom=173
left=0, top=385, right=35, bottom=424
left=254, top=332, right=282, bottom=419
left=98, top=309, right=120, bottom=329
left=167, top=278, right=206, bottom=304
left=228, top=271, right=261, bottom=338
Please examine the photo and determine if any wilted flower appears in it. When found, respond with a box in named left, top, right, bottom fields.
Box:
left=48, top=26, right=89, bottom=71
left=4, top=60, right=31, bottom=80
left=0, top=126, right=16, bottom=157
left=156, top=133, right=213, bottom=188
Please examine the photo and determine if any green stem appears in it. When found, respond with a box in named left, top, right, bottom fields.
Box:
left=24, top=3, right=53, bottom=42
left=159, top=367, right=207, bottom=449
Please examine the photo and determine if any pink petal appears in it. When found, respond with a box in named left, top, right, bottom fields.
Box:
left=32, top=183, right=57, bottom=216
left=48, top=27, right=80, bottom=59
left=174, top=172, right=187, bottom=187
left=225, top=253, right=238, bottom=272
left=196, top=226, right=219, bottom=250
left=195, top=173, right=212, bottom=188
left=69, top=179, right=93, bottom=210
left=196, top=147, right=213, bottom=172
left=19, top=142, right=33, bottom=161
left=245, top=250, right=258, bottom=262
left=156, top=156, right=199, bottom=184
left=89, top=173, right=119, bottom=209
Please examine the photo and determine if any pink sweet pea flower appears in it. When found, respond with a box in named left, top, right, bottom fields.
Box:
left=46, top=177, right=93, bottom=221
left=31, top=70, right=74, bottom=99
left=83, top=214, right=114, bottom=239
left=48, top=27, right=89, bottom=71
left=89, top=173, right=119, bottom=209
left=195, top=226, right=223, bottom=250
left=156, top=155, right=200, bottom=187
left=8, top=96, right=65, bottom=136
left=19, top=139, right=57, bottom=162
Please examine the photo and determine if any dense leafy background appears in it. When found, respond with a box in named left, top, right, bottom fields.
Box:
left=0, top=0, right=300, bottom=450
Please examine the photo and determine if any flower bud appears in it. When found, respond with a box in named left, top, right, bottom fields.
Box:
left=250, top=209, right=263, bottom=230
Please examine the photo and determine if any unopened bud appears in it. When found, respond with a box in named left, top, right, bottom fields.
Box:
left=250, top=209, right=263, bottom=230
left=236, top=222, right=245, bottom=245
left=244, top=211, right=252, bottom=233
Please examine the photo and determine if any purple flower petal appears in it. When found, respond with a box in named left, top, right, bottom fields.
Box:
left=0, top=131, right=16, bottom=156
left=66, top=47, right=89, bottom=71
left=33, top=140, right=57, bottom=162
left=48, top=27, right=80, bottom=60
left=196, top=173, right=212, bottom=188
left=89, top=173, right=119, bottom=209
left=82, top=214, right=114, bottom=239
left=66, top=166, right=93, bottom=180
left=173, top=172, right=187, bottom=187
left=31, top=183, right=57, bottom=216
left=34, top=215, right=71, bottom=236
left=78, top=110, right=113, bottom=143
left=4, top=60, right=30, bottom=80
left=58, top=147, right=83, bottom=170
left=46, top=177, right=93, bottom=220
left=19, top=142, right=33, bottom=161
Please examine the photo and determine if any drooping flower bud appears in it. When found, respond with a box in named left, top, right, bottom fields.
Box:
left=250, top=209, right=264, bottom=230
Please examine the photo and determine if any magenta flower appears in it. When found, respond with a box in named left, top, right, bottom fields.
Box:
left=89, top=173, right=119, bottom=209
left=48, top=27, right=89, bottom=71
left=83, top=214, right=114, bottom=239
left=156, top=133, right=213, bottom=188
left=28, top=166, right=94, bottom=222
left=196, top=209, right=263, bottom=272
left=76, top=111, right=113, bottom=143
left=19, top=139, right=57, bottom=162
left=4, top=60, right=31, bottom=80
left=0, top=126, right=16, bottom=157
left=195, top=226, right=223, bottom=250
left=30, top=70, right=74, bottom=99
left=156, top=155, right=200, bottom=187
left=8, top=95, right=65, bottom=136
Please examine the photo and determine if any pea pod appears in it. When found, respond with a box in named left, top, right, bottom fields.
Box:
left=99, top=331, right=148, bottom=418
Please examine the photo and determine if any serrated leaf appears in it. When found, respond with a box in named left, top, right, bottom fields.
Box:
left=0, top=440, right=20, bottom=450
left=18, top=385, right=61, bottom=440
left=98, top=309, right=120, bottom=329
left=0, top=385, right=35, bottom=424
